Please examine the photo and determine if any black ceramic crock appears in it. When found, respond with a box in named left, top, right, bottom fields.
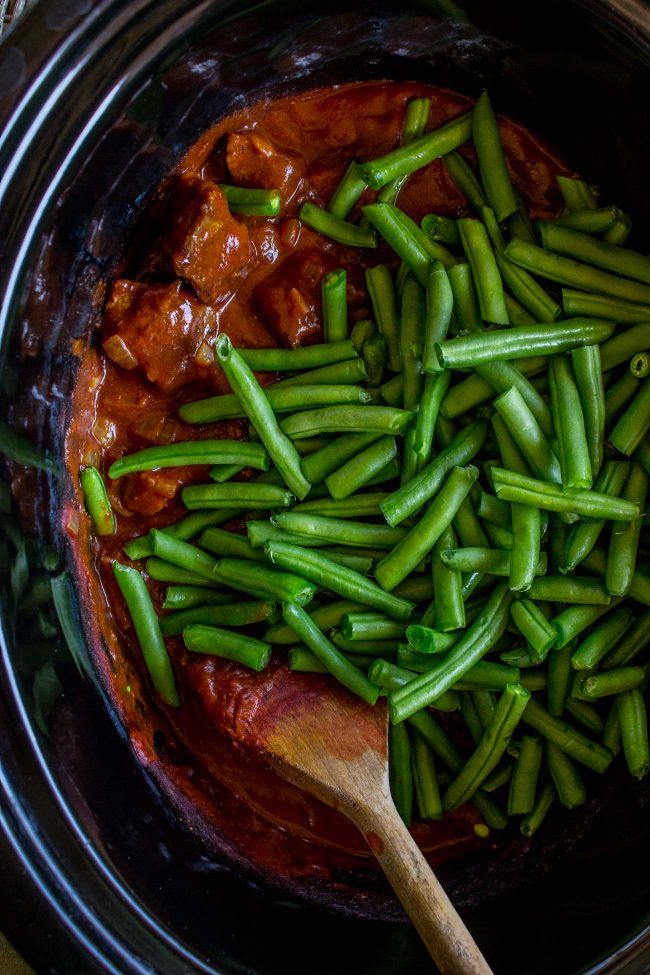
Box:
left=0, top=1, right=649, bottom=972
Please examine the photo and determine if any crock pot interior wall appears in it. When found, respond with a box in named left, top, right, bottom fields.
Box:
left=0, top=1, right=649, bottom=973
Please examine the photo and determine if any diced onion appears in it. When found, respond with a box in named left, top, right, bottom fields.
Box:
left=103, top=335, right=138, bottom=370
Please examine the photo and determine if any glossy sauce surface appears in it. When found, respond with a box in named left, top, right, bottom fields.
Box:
left=65, top=81, right=571, bottom=894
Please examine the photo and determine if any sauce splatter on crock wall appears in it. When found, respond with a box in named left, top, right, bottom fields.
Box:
left=64, top=81, right=571, bottom=895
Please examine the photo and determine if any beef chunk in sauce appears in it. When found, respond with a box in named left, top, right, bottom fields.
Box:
left=164, top=176, right=252, bottom=303
left=226, top=130, right=308, bottom=207
left=102, top=279, right=218, bottom=392
left=252, top=247, right=339, bottom=347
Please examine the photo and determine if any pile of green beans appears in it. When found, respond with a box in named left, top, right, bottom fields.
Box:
left=80, top=90, right=649, bottom=840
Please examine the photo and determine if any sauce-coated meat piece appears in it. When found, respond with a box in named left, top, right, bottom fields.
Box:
left=164, top=176, right=252, bottom=303
left=102, top=279, right=218, bottom=392
left=121, top=469, right=184, bottom=517
left=252, top=246, right=338, bottom=346
left=226, top=130, right=308, bottom=206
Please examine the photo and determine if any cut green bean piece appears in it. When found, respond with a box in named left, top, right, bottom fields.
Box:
left=183, top=624, right=271, bottom=671
left=554, top=206, right=618, bottom=233
left=441, top=357, right=547, bottom=422
left=412, top=734, right=443, bottom=821
left=508, top=735, right=543, bottom=815
left=495, top=386, right=560, bottom=484
left=109, top=441, right=269, bottom=479
left=511, top=599, right=557, bottom=663
left=215, top=336, right=310, bottom=499
left=301, top=432, right=380, bottom=485
left=266, top=542, right=415, bottom=620
left=422, top=213, right=460, bottom=247
left=618, top=689, right=649, bottom=778
left=162, top=586, right=232, bottom=611
left=562, top=289, right=650, bottom=324
left=288, top=647, right=328, bottom=672
left=571, top=345, right=605, bottom=478
left=443, top=683, right=530, bottom=810
left=413, top=372, right=450, bottom=466
left=272, top=512, right=405, bottom=549
left=556, top=176, right=598, bottom=211
left=181, top=383, right=370, bottom=424
left=546, top=742, right=586, bottom=809
left=610, top=380, right=650, bottom=456
left=358, top=110, right=472, bottom=189
left=472, top=91, right=518, bottom=221
left=528, top=576, right=610, bottom=605
left=328, top=160, right=366, bottom=219
left=182, top=482, right=293, bottom=510
left=325, top=436, right=398, bottom=501
left=80, top=467, right=115, bottom=536
left=606, top=462, right=648, bottom=596
left=290, top=492, right=388, bottom=519
left=298, top=202, right=377, bottom=248
left=322, top=269, right=348, bottom=343
left=390, top=722, right=414, bottom=826
left=280, top=405, right=413, bottom=440
left=219, top=184, right=280, bottom=216
left=362, top=205, right=430, bottom=288
left=600, top=324, right=650, bottom=372
left=113, top=563, right=179, bottom=706
left=441, top=547, right=547, bottom=578
left=520, top=782, right=555, bottom=837
left=447, top=262, right=482, bottom=332
left=602, top=607, right=650, bottom=669
left=444, top=151, right=488, bottom=211
left=581, top=666, right=645, bottom=699
left=422, top=262, right=453, bottom=373
left=521, top=699, right=612, bottom=773
left=145, top=559, right=218, bottom=587
left=549, top=354, right=593, bottom=490
left=547, top=643, right=574, bottom=717
left=376, top=466, right=479, bottom=591
left=432, top=526, right=465, bottom=632
left=365, top=264, right=401, bottom=372
left=457, top=217, right=508, bottom=326
left=552, top=600, right=620, bottom=651
left=538, top=221, right=650, bottom=285
left=282, top=602, right=380, bottom=704
left=571, top=604, right=636, bottom=671
left=378, top=96, right=431, bottom=204
left=563, top=461, right=630, bottom=572
left=160, top=600, right=276, bottom=635
left=278, top=358, right=368, bottom=388
left=492, top=467, right=640, bottom=521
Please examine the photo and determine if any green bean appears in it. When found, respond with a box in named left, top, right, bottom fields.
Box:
left=582, top=666, right=645, bottom=700
left=238, top=340, right=358, bottom=373
left=432, top=527, right=465, bottom=632
left=148, top=531, right=220, bottom=582
left=219, top=184, right=280, bottom=216
left=460, top=693, right=486, bottom=744
left=511, top=599, right=557, bottom=663
left=441, top=357, right=547, bottom=422
left=610, top=380, right=650, bottom=456
left=160, top=599, right=276, bottom=635
left=570, top=345, right=605, bottom=478
left=422, top=658, right=521, bottom=691
left=554, top=206, right=618, bottom=234
left=472, top=91, right=517, bottom=220
left=457, top=217, right=508, bottom=325
left=550, top=599, right=619, bottom=652
left=556, top=175, right=598, bottom=211
left=481, top=761, right=513, bottom=793
left=183, top=623, right=270, bottom=671
left=504, top=293, right=536, bottom=326
left=328, top=160, right=366, bottom=219
left=216, top=556, right=318, bottom=605
left=389, top=582, right=513, bottom=722
left=266, top=541, right=414, bottom=620
left=582, top=547, right=650, bottom=605
left=565, top=698, right=603, bottom=735
left=375, top=465, right=479, bottom=591
left=603, top=209, right=632, bottom=245
left=113, top=563, right=179, bottom=706
left=563, top=461, right=630, bottom=572
left=162, top=586, right=232, bottom=610
left=79, top=467, right=115, bottom=536
left=370, top=660, right=458, bottom=714
left=280, top=405, right=412, bottom=441
left=437, top=319, right=614, bottom=371
left=492, top=467, right=640, bottom=521
left=359, top=110, right=472, bottom=189
left=606, top=373, right=641, bottom=424
left=476, top=491, right=511, bottom=529
left=181, top=482, right=293, bottom=510
left=444, top=150, right=487, bottom=210
left=380, top=374, right=404, bottom=407
left=364, top=265, right=401, bottom=372
left=324, top=436, right=398, bottom=501
left=272, top=512, right=404, bottom=549
left=600, top=324, right=650, bottom=372
left=317, top=549, right=374, bottom=574
left=528, top=576, right=610, bottom=605
left=363, top=205, right=430, bottom=287
left=562, top=289, right=650, bottom=324
left=443, top=683, right=530, bottom=810
left=538, top=221, right=650, bottom=284
left=618, top=689, right=649, bottom=778
left=288, top=646, right=327, bottom=672
left=390, top=722, right=414, bottom=826
left=381, top=420, right=487, bottom=526
left=361, top=333, right=386, bottom=387
left=546, top=742, right=586, bottom=808
left=277, top=358, right=368, bottom=388
left=484, top=522, right=514, bottom=550
left=247, top=522, right=327, bottom=551
left=422, top=213, right=460, bottom=247
left=606, top=462, right=648, bottom=596
left=413, top=372, right=450, bottom=468
left=472, top=688, right=497, bottom=730
left=522, top=699, right=612, bottom=773
left=507, top=735, right=543, bottom=815
left=181, top=383, right=370, bottom=424
left=298, top=202, right=376, bottom=247
left=339, top=612, right=407, bottom=642
left=573, top=604, right=636, bottom=670
left=412, top=734, right=443, bottom=820
left=547, top=643, right=574, bottom=717
left=495, top=386, right=561, bottom=484
left=602, top=607, right=650, bottom=669
left=198, top=527, right=265, bottom=562
left=321, top=269, right=348, bottom=343
left=406, top=625, right=458, bottom=655
left=209, top=463, right=247, bottom=483
left=447, top=262, right=482, bottom=332
left=300, top=432, right=378, bottom=485
left=108, top=441, right=268, bottom=479
left=505, top=238, right=650, bottom=304
left=549, top=354, right=593, bottom=490
left=145, top=558, right=218, bottom=587
left=630, top=352, right=649, bottom=379
left=422, top=262, right=453, bottom=373
left=376, top=96, right=432, bottom=203
left=520, top=781, right=555, bottom=837
left=282, top=602, right=380, bottom=704
left=0, top=420, right=56, bottom=473
left=441, top=547, right=546, bottom=578
left=215, top=336, right=310, bottom=499
left=266, top=598, right=366, bottom=644
left=290, top=492, right=388, bottom=519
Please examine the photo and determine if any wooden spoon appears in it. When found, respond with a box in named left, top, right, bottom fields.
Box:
left=254, top=679, right=494, bottom=975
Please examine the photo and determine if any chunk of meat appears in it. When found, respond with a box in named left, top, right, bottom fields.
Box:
left=164, top=176, right=252, bottom=303
left=226, top=130, right=308, bottom=206
left=102, top=279, right=218, bottom=393
left=252, top=247, right=338, bottom=347
left=120, top=470, right=186, bottom=517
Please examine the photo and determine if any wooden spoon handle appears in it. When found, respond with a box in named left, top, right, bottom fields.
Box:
left=354, top=796, right=493, bottom=975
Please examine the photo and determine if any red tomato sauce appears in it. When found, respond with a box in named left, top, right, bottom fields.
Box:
left=64, top=81, right=572, bottom=899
